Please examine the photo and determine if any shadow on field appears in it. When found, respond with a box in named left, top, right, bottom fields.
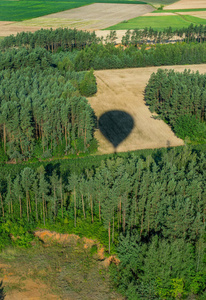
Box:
left=98, top=110, right=134, bottom=152
left=0, top=281, right=6, bottom=300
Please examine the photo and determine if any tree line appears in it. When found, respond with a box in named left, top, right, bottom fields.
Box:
left=145, top=69, right=206, bottom=142
left=0, top=147, right=206, bottom=298
left=1, top=25, right=206, bottom=52
left=74, top=42, right=206, bottom=71
left=0, top=28, right=99, bottom=52
left=121, top=24, right=206, bottom=46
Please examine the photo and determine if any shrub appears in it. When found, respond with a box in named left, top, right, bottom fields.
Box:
left=174, top=115, right=206, bottom=142
left=79, top=69, right=97, bottom=97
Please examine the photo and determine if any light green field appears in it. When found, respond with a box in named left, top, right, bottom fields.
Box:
left=106, top=15, right=206, bottom=30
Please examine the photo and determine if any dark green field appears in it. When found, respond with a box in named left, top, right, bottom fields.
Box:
left=0, top=0, right=147, bottom=21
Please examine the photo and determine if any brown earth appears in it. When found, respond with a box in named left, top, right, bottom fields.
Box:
left=0, top=3, right=153, bottom=36
left=88, top=65, right=206, bottom=154
left=0, top=231, right=123, bottom=300
left=165, top=0, right=206, bottom=9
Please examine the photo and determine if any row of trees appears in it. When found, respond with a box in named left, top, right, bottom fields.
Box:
left=0, top=147, right=206, bottom=298
left=74, top=42, right=206, bottom=71
left=121, top=24, right=206, bottom=46
left=0, top=48, right=97, bottom=161
left=1, top=24, right=206, bottom=52
left=145, top=69, right=206, bottom=142
left=0, top=28, right=99, bottom=52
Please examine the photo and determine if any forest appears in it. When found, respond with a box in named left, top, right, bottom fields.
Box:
left=0, top=147, right=206, bottom=299
left=0, top=47, right=97, bottom=161
left=145, top=69, right=206, bottom=143
left=1, top=27, right=206, bottom=299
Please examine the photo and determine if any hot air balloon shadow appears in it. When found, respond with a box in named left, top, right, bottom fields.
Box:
left=98, top=110, right=134, bottom=153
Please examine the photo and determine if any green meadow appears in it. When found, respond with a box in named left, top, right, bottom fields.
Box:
left=106, top=15, right=206, bottom=31
left=0, top=0, right=146, bottom=21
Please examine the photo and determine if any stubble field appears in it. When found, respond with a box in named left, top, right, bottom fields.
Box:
left=165, top=0, right=206, bottom=9
left=89, top=64, right=206, bottom=154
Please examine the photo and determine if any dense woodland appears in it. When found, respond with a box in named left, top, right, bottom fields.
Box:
left=1, top=28, right=206, bottom=299
left=0, top=28, right=99, bottom=51
left=145, top=69, right=206, bottom=143
left=0, top=148, right=206, bottom=299
left=0, top=47, right=97, bottom=161
left=74, top=42, right=206, bottom=70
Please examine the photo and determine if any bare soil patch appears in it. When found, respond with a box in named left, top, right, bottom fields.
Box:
left=0, top=233, right=123, bottom=300
left=88, top=65, right=206, bottom=154
left=165, top=0, right=206, bottom=9
left=0, top=3, right=153, bottom=36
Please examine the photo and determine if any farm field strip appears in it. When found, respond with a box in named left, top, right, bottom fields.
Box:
left=0, top=3, right=153, bottom=35
left=0, top=0, right=147, bottom=22
left=105, top=14, right=206, bottom=30
left=164, top=0, right=206, bottom=9
left=88, top=64, right=206, bottom=154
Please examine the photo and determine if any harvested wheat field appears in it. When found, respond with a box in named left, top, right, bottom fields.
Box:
left=89, top=64, right=206, bottom=154
left=165, top=0, right=206, bottom=9
left=0, top=3, right=153, bottom=36
left=179, top=11, right=206, bottom=19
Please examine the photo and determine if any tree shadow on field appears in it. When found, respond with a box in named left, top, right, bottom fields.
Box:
left=0, top=280, right=6, bottom=300
left=98, top=110, right=134, bottom=152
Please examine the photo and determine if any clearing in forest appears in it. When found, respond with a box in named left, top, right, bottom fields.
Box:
left=0, top=234, right=123, bottom=300
left=89, top=64, right=206, bottom=154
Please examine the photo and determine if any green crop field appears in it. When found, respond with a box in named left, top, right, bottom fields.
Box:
left=0, top=0, right=146, bottom=22
left=106, top=15, right=206, bottom=31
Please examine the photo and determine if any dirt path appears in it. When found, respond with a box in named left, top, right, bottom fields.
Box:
left=0, top=3, right=153, bottom=36
left=165, top=0, right=206, bottom=9
left=88, top=64, right=206, bottom=154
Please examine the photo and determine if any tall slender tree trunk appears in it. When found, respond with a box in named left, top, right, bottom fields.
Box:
left=0, top=193, right=4, bottom=217
left=53, top=187, right=56, bottom=221
left=65, top=126, right=67, bottom=153
left=19, top=195, right=22, bottom=219
left=90, top=195, right=93, bottom=223
left=60, top=178, right=63, bottom=219
left=3, top=123, right=6, bottom=153
left=108, top=221, right=111, bottom=254
left=99, top=199, right=101, bottom=221
left=81, top=194, right=86, bottom=219
left=28, top=192, right=31, bottom=214
left=74, top=186, right=76, bottom=227
left=35, top=194, right=38, bottom=222
left=112, top=213, right=114, bottom=243
left=26, top=191, right=29, bottom=221
left=43, top=194, right=45, bottom=226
